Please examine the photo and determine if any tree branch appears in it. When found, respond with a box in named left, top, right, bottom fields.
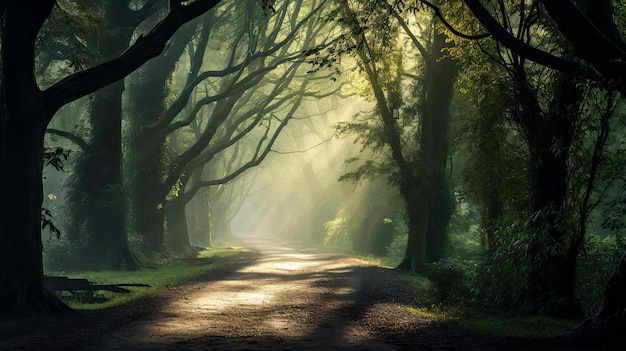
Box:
left=44, top=0, right=223, bottom=118
left=460, top=0, right=601, bottom=81
left=45, top=128, right=88, bottom=151
left=419, top=0, right=490, bottom=40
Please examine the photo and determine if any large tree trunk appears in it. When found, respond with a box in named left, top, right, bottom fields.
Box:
left=0, top=118, right=72, bottom=314
left=0, top=0, right=71, bottom=315
left=126, top=60, right=170, bottom=253
left=523, top=72, right=583, bottom=317
left=396, top=186, right=431, bottom=271
left=0, top=0, right=223, bottom=316
left=339, top=0, right=430, bottom=269
left=421, top=29, right=458, bottom=262
left=88, top=78, right=139, bottom=268
left=66, top=2, right=149, bottom=269
left=0, top=123, right=72, bottom=314
left=166, top=196, right=194, bottom=255
left=398, top=26, right=458, bottom=267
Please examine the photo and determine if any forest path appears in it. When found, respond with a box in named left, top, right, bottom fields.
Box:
left=84, top=236, right=412, bottom=350
left=2, top=237, right=591, bottom=350
left=77, top=236, right=557, bottom=351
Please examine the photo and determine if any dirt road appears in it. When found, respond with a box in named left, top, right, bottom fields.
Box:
left=85, top=238, right=414, bottom=350
left=1, top=238, right=615, bottom=350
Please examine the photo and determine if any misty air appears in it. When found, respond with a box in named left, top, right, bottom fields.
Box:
left=1, top=1, right=626, bottom=350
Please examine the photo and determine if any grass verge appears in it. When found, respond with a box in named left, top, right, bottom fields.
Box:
left=329, top=246, right=579, bottom=339
left=53, top=246, right=245, bottom=310
left=405, top=304, right=578, bottom=338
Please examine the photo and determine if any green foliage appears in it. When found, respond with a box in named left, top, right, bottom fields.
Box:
left=455, top=309, right=577, bottom=338
left=41, top=209, right=62, bottom=240
left=44, top=239, right=99, bottom=272
left=322, top=208, right=352, bottom=248
left=576, top=234, right=626, bottom=315
left=36, top=0, right=103, bottom=87
left=469, top=222, right=534, bottom=311
left=323, top=179, right=404, bottom=256
left=426, top=257, right=473, bottom=303
left=41, top=147, right=71, bottom=240
left=385, top=231, right=407, bottom=264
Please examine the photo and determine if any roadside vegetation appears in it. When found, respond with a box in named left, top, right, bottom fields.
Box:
left=47, top=246, right=245, bottom=310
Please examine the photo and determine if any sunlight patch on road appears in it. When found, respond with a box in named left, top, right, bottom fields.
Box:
left=120, top=243, right=376, bottom=346
left=190, top=281, right=276, bottom=311
left=269, top=260, right=315, bottom=271
left=241, top=292, right=266, bottom=304
left=334, top=287, right=355, bottom=296
left=240, top=254, right=325, bottom=273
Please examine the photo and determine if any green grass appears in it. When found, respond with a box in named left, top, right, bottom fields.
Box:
left=396, top=269, right=579, bottom=339
left=336, top=249, right=579, bottom=339
left=55, top=246, right=245, bottom=310
left=404, top=304, right=577, bottom=338
left=452, top=308, right=578, bottom=338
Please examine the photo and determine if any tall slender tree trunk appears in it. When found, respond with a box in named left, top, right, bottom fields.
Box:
left=127, top=128, right=167, bottom=253
left=126, top=55, right=172, bottom=253
left=397, top=26, right=458, bottom=267
left=165, top=170, right=198, bottom=255
left=86, top=81, right=139, bottom=268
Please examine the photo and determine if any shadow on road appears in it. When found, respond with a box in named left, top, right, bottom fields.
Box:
left=4, top=238, right=622, bottom=350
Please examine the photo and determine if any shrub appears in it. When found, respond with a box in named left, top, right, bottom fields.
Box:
left=427, top=257, right=473, bottom=303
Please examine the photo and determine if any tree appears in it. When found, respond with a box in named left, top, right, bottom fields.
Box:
left=62, top=0, right=161, bottom=270
left=433, top=0, right=626, bottom=336
left=125, top=0, right=335, bottom=254
left=125, top=12, right=205, bottom=254
left=459, top=0, right=625, bottom=92
left=0, top=0, right=225, bottom=315
left=333, top=0, right=457, bottom=269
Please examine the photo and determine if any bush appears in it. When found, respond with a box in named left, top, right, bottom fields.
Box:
left=322, top=209, right=353, bottom=250
left=575, top=234, right=626, bottom=315
left=469, top=223, right=533, bottom=311
left=427, top=257, right=473, bottom=303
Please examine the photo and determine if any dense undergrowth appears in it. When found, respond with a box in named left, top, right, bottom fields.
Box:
left=321, top=222, right=625, bottom=339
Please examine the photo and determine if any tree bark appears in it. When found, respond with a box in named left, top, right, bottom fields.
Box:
left=0, top=0, right=73, bottom=315
left=166, top=195, right=194, bottom=255
left=421, top=28, right=458, bottom=262
left=396, top=186, right=430, bottom=271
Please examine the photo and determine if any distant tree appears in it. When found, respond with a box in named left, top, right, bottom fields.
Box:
left=125, top=11, right=205, bottom=255
left=0, top=0, right=224, bottom=315
left=63, top=0, right=161, bottom=270
left=125, top=0, right=336, bottom=254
